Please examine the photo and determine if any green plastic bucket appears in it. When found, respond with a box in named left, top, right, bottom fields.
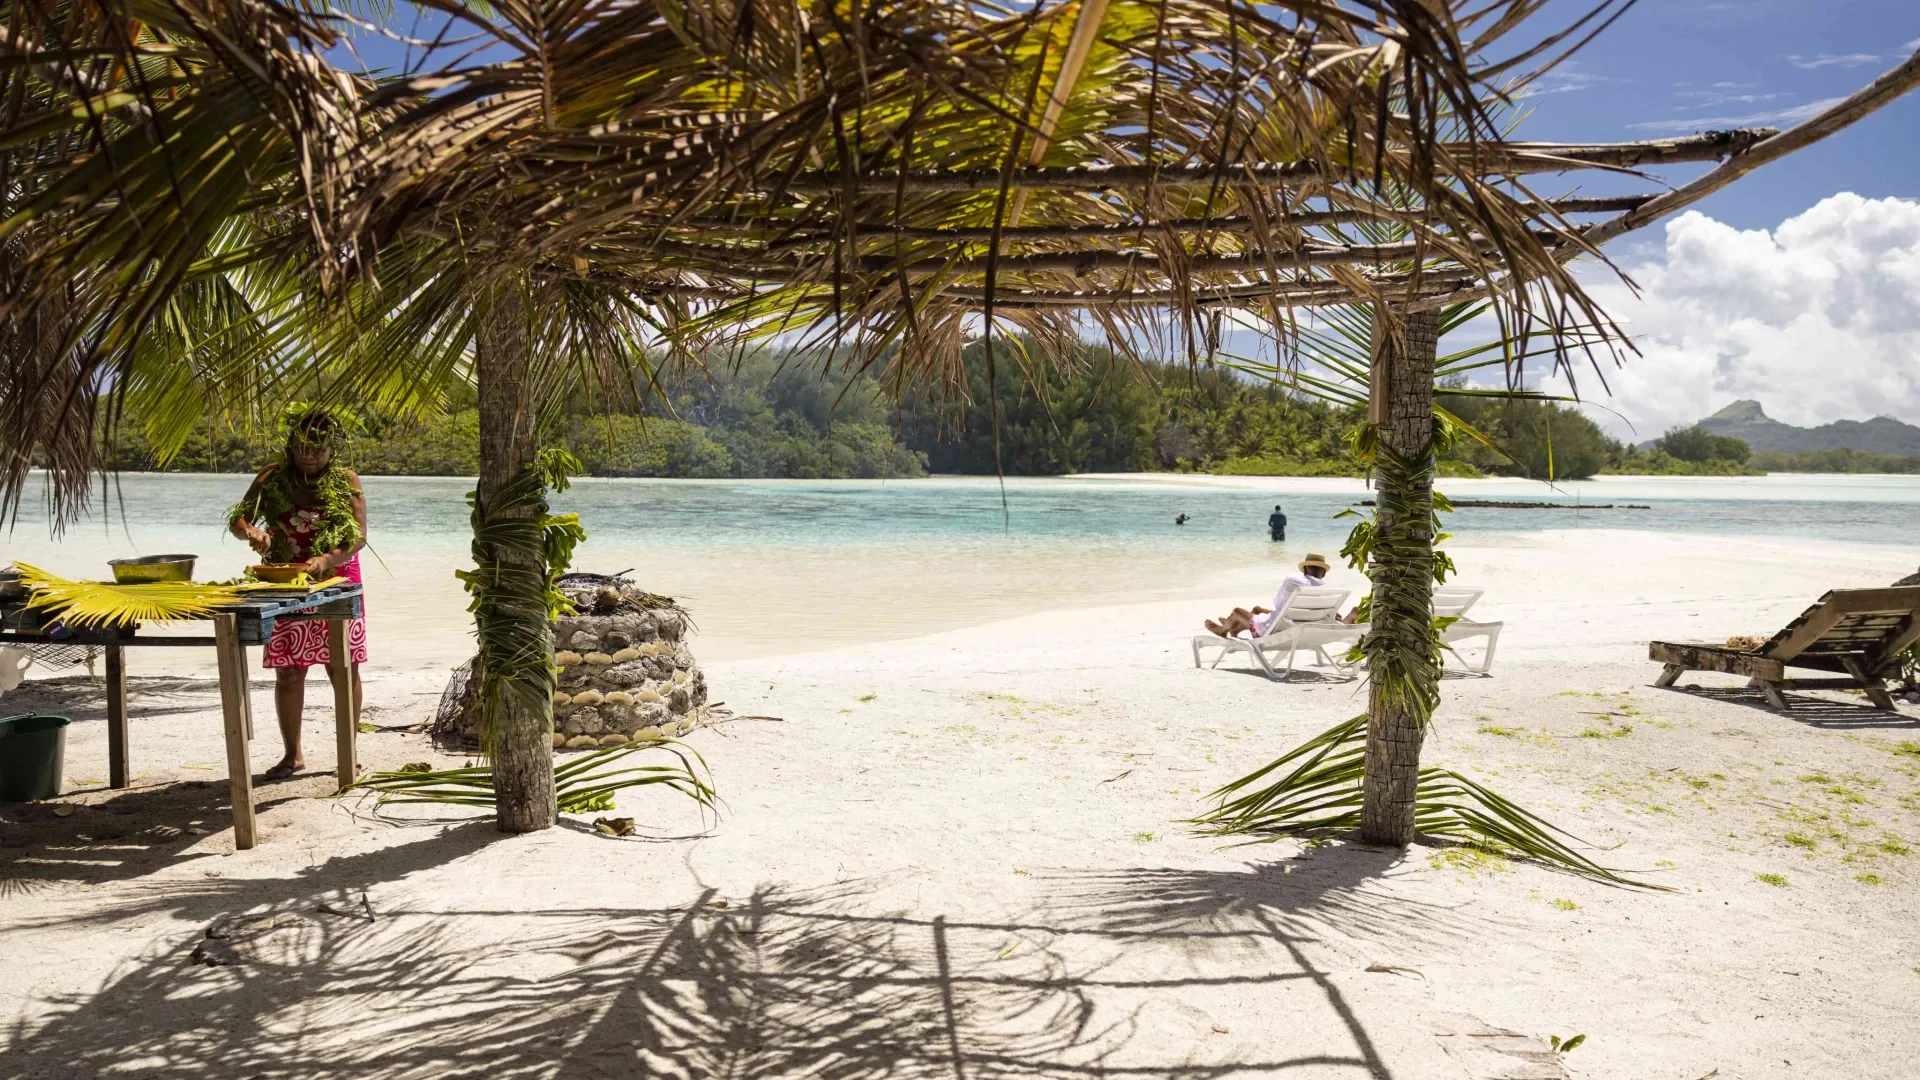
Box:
left=0, top=714, right=70, bottom=802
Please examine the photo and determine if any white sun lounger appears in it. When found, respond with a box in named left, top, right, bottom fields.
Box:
left=1434, top=586, right=1504, bottom=674
left=1191, top=587, right=1359, bottom=681
left=1332, top=585, right=1505, bottom=675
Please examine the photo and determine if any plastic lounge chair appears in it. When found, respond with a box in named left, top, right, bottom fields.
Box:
left=1649, top=586, right=1920, bottom=712
left=1192, top=587, right=1356, bottom=681
left=1434, top=586, right=1503, bottom=675
left=1324, top=585, right=1505, bottom=676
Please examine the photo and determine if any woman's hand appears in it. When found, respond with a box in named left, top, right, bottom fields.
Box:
left=298, top=555, right=333, bottom=578
left=240, top=523, right=272, bottom=557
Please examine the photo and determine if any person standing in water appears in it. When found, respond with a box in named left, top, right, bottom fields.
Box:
left=1268, top=504, right=1287, bottom=542
left=227, top=404, right=369, bottom=780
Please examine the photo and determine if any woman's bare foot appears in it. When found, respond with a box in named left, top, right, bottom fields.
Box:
left=264, top=757, right=304, bottom=781
left=1204, top=619, right=1227, bottom=637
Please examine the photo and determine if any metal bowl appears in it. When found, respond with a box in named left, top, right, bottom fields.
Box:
left=108, top=554, right=198, bottom=584
left=0, top=569, right=26, bottom=602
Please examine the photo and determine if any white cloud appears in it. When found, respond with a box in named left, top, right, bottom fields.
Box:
left=1628, top=97, right=1844, bottom=133
left=1547, top=194, right=1920, bottom=440
left=1676, top=90, right=1785, bottom=110
left=1907, top=37, right=1920, bottom=52
left=1514, top=61, right=1623, bottom=99
left=1788, top=53, right=1881, bottom=69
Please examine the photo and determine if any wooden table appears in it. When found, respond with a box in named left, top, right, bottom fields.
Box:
left=0, top=584, right=365, bottom=849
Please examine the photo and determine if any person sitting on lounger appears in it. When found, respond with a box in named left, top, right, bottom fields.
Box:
left=1205, top=553, right=1334, bottom=638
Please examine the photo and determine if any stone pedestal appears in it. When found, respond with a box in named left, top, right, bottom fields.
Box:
left=550, top=600, right=708, bottom=748
left=436, top=579, right=710, bottom=751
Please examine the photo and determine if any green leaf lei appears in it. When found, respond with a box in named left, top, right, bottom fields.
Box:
left=226, top=463, right=363, bottom=564
left=455, top=447, right=588, bottom=756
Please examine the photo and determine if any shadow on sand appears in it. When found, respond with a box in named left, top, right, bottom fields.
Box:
left=2, top=674, right=271, bottom=727
left=1653, top=684, right=1919, bottom=730
left=1, top=828, right=1461, bottom=1078
left=0, top=777, right=339, bottom=901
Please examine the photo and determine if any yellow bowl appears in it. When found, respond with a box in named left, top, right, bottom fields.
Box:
left=249, top=563, right=307, bottom=584
left=109, top=554, right=198, bottom=584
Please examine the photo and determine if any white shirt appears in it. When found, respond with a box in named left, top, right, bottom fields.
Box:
left=1252, top=572, right=1325, bottom=636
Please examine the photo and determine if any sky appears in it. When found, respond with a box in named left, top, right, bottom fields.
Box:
left=1501, top=0, right=1920, bottom=436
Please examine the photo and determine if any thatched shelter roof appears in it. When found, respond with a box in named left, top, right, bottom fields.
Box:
left=0, top=0, right=1916, bottom=522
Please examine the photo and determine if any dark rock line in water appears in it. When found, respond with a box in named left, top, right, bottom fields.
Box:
left=1352, top=499, right=1653, bottom=510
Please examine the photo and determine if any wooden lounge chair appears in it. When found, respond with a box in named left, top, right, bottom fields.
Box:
left=1192, top=587, right=1358, bottom=681
left=1649, top=587, right=1920, bottom=712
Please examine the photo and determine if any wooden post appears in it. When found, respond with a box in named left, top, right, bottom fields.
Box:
left=328, top=619, right=357, bottom=792
left=105, top=645, right=129, bottom=789
left=476, top=284, right=558, bottom=833
left=1359, top=305, right=1440, bottom=848
left=213, top=614, right=258, bottom=850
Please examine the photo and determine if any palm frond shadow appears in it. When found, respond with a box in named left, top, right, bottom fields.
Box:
left=1039, top=851, right=1466, bottom=948
left=0, top=871, right=1435, bottom=1079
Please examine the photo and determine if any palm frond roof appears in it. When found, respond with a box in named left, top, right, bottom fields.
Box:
left=1, top=0, right=1916, bottom=525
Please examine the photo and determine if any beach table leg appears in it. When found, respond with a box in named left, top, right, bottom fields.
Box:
left=1653, top=664, right=1683, bottom=688
left=105, top=645, right=129, bottom=789
left=213, top=614, right=258, bottom=850
left=328, top=619, right=357, bottom=792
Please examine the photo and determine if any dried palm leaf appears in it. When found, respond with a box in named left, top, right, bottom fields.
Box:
left=14, top=562, right=243, bottom=627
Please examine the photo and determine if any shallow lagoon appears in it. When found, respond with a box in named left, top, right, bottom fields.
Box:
left=6, top=472, right=1917, bottom=668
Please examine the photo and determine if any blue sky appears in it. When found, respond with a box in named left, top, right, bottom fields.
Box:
left=1514, top=0, right=1919, bottom=232
left=1503, top=2, right=1920, bottom=433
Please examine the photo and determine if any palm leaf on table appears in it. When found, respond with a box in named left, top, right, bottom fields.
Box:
left=1191, top=716, right=1657, bottom=887
left=353, top=739, right=717, bottom=816
left=14, top=563, right=244, bottom=628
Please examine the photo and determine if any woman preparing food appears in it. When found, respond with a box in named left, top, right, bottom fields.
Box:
left=227, top=405, right=369, bottom=781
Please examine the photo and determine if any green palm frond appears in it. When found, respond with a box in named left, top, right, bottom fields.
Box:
left=1191, top=717, right=1658, bottom=887
left=353, top=739, right=717, bottom=816
left=15, top=563, right=244, bottom=627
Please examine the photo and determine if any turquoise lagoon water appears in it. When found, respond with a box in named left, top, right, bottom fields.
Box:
left=5, top=472, right=1918, bottom=667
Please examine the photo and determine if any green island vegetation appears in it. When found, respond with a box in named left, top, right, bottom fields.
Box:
left=100, top=342, right=1918, bottom=481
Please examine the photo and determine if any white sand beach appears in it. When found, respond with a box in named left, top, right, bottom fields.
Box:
left=3, top=527, right=1918, bottom=1080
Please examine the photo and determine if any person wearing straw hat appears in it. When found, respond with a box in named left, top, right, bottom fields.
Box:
left=1205, top=553, right=1334, bottom=638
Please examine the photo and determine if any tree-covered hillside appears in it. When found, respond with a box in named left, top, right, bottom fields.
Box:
left=98, top=343, right=1920, bottom=480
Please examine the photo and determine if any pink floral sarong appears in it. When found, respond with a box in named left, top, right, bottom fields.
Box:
left=261, top=504, right=369, bottom=670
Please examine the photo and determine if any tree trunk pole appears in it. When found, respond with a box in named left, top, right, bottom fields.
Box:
left=1360, top=306, right=1440, bottom=847
left=476, top=284, right=557, bottom=833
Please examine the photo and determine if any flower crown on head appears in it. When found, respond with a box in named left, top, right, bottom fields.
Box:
left=279, top=401, right=364, bottom=450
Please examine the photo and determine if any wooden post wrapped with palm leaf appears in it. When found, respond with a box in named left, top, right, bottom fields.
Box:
left=1359, top=307, right=1441, bottom=846
left=471, top=285, right=558, bottom=832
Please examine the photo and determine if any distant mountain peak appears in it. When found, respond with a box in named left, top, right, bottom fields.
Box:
left=1707, top=399, right=1769, bottom=422
left=1682, top=399, right=1920, bottom=457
